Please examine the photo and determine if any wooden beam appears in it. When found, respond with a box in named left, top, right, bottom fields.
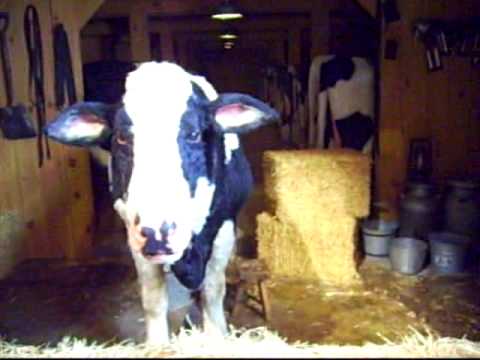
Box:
left=74, top=0, right=104, bottom=28
left=149, top=15, right=309, bottom=34
left=354, top=0, right=377, bottom=18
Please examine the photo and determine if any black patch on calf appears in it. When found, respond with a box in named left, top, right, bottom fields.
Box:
left=171, top=85, right=258, bottom=290
left=335, top=112, right=374, bottom=151
left=319, top=56, right=355, bottom=91
left=110, top=108, right=134, bottom=200
left=172, top=86, right=255, bottom=289
left=177, top=83, right=219, bottom=197
left=172, top=146, right=253, bottom=290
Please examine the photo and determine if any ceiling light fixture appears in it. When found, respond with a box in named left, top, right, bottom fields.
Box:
left=219, top=27, right=238, bottom=40
left=224, top=41, right=235, bottom=49
left=211, top=0, right=243, bottom=21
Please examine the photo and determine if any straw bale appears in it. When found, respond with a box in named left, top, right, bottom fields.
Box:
left=257, top=212, right=362, bottom=287
left=257, top=149, right=370, bottom=287
left=262, top=149, right=371, bottom=221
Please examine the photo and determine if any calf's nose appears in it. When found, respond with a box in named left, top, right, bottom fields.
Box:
left=140, top=222, right=176, bottom=257
left=159, top=221, right=177, bottom=239
left=140, top=226, right=155, bottom=240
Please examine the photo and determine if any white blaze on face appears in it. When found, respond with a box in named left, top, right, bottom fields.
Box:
left=223, top=133, right=240, bottom=164
left=121, top=61, right=218, bottom=263
left=191, top=177, right=216, bottom=234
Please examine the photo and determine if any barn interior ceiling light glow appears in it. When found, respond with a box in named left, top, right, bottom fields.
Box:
left=219, top=28, right=238, bottom=40
left=211, top=1, right=243, bottom=21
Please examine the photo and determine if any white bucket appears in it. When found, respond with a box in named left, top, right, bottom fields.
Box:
left=361, top=219, right=399, bottom=256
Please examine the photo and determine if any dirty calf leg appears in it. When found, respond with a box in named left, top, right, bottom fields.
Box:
left=201, top=220, right=236, bottom=335
left=131, top=250, right=169, bottom=345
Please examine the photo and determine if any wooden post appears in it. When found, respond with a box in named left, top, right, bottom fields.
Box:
left=175, top=33, right=189, bottom=68
left=129, top=0, right=151, bottom=62
left=310, top=1, right=332, bottom=57
left=288, top=28, right=301, bottom=67
left=159, top=26, right=175, bottom=62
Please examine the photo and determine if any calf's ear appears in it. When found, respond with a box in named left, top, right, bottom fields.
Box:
left=44, top=102, right=116, bottom=148
left=211, top=93, right=279, bottom=134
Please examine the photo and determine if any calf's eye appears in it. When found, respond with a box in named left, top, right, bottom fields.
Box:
left=116, top=135, right=128, bottom=145
left=115, top=131, right=131, bottom=145
left=186, top=131, right=202, bottom=144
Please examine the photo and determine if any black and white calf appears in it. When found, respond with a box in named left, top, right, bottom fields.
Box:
left=45, top=61, right=278, bottom=344
left=308, top=55, right=375, bottom=153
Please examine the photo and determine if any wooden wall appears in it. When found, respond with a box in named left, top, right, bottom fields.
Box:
left=0, top=0, right=102, bottom=268
left=376, top=0, right=480, bottom=218
left=4, top=0, right=476, bottom=266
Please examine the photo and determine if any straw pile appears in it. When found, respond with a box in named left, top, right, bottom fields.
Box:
left=1, top=326, right=479, bottom=358
left=257, top=149, right=371, bottom=287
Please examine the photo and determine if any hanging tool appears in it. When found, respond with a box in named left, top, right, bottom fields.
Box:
left=24, top=4, right=50, bottom=167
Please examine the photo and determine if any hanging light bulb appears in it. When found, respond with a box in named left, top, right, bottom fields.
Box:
left=224, top=41, right=235, bottom=49
left=211, top=0, right=243, bottom=21
left=219, top=27, right=238, bottom=40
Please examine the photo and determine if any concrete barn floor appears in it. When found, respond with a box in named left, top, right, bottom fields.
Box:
left=1, top=126, right=479, bottom=347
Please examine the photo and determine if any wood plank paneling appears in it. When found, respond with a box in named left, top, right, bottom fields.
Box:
left=377, top=0, right=480, bottom=216
left=6, top=0, right=50, bottom=258
left=426, top=0, right=449, bottom=182
left=50, top=0, right=96, bottom=260
left=0, top=0, right=100, bottom=269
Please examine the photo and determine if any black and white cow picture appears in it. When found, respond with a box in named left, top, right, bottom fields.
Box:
left=45, top=61, right=279, bottom=344
left=308, top=55, right=375, bottom=153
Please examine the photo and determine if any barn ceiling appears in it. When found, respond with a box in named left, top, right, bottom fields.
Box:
left=93, top=0, right=373, bottom=20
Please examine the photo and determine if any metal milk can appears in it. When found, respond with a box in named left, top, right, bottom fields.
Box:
left=398, top=182, right=441, bottom=240
left=445, top=180, right=480, bottom=239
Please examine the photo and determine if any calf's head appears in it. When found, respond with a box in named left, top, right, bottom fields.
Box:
left=45, top=61, right=278, bottom=265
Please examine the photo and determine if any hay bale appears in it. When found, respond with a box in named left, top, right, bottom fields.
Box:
left=257, top=149, right=370, bottom=287
left=257, top=212, right=362, bottom=286
left=262, top=149, right=371, bottom=220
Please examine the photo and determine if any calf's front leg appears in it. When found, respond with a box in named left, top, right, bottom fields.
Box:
left=201, top=220, right=236, bottom=335
left=131, top=249, right=169, bottom=345
left=116, top=199, right=171, bottom=344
